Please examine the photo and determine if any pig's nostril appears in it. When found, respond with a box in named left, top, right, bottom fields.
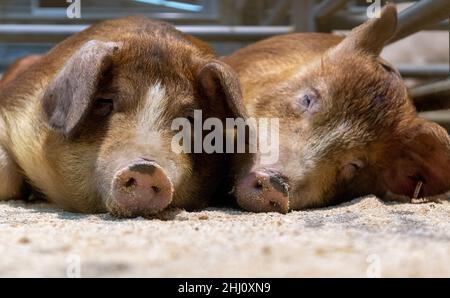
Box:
left=236, top=169, right=290, bottom=214
left=113, top=162, right=173, bottom=216
left=125, top=177, right=137, bottom=188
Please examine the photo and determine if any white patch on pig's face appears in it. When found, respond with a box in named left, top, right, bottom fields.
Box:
left=138, top=82, right=167, bottom=133
left=132, top=82, right=186, bottom=190
left=270, top=117, right=371, bottom=210
left=303, top=121, right=352, bottom=165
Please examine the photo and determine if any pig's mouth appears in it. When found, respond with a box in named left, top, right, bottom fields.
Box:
left=234, top=168, right=290, bottom=214
left=106, top=159, right=174, bottom=217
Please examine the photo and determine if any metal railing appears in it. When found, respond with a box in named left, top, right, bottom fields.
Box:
left=304, top=0, right=450, bottom=127
left=0, top=0, right=448, bottom=116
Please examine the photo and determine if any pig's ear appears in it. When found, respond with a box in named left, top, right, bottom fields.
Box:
left=43, top=40, right=120, bottom=138
left=197, top=60, right=248, bottom=119
left=382, top=119, right=450, bottom=198
left=332, top=4, right=397, bottom=57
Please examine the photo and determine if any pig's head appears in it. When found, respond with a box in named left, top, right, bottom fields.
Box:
left=42, top=25, right=243, bottom=217
left=234, top=5, right=450, bottom=213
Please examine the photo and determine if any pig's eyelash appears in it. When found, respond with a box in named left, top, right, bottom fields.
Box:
left=380, top=63, right=394, bottom=73
left=292, top=88, right=320, bottom=114
left=378, top=60, right=399, bottom=75
left=92, top=98, right=114, bottom=117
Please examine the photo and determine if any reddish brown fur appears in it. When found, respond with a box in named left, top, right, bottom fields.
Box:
left=0, top=55, right=42, bottom=88
left=0, top=17, right=244, bottom=216
left=223, top=5, right=450, bottom=211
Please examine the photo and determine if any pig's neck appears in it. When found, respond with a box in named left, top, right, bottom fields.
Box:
left=2, top=89, right=55, bottom=193
left=2, top=95, right=103, bottom=212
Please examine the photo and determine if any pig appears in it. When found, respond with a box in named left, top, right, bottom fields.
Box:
left=0, top=16, right=245, bottom=217
left=222, top=4, right=450, bottom=213
left=0, top=55, right=42, bottom=88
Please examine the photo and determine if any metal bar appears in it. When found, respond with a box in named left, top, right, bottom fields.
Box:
left=314, top=0, right=349, bottom=20
left=411, top=14, right=450, bottom=114
left=313, top=0, right=350, bottom=32
left=397, top=64, right=450, bottom=79
left=180, top=25, right=293, bottom=40
left=291, top=0, right=315, bottom=32
left=412, top=80, right=450, bottom=111
left=420, top=110, right=450, bottom=130
left=431, top=20, right=450, bottom=31
left=390, top=0, right=450, bottom=43
left=0, top=12, right=220, bottom=24
left=0, top=24, right=295, bottom=42
left=262, top=0, right=292, bottom=26
left=412, top=80, right=450, bottom=98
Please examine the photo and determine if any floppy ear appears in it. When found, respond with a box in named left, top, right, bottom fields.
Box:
left=43, top=40, right=120, bottom=138
left=197, top=60, right=248, bottom=119
left=332, top=4, right=397, bottom=57
left=382, top=119, right=450, bottom=198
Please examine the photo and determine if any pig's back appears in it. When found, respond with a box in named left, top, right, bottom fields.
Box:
left=222, top=33, right=343, bottom=103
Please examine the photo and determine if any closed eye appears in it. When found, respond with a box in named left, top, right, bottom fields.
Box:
left=380, top=63, right=394, bottom=72
left=92, top=98, right=114, bottom=117
left=350, top=162, right=363, bottom=171
left=293, top=88, right=319, bottom=114
left=378, top=59, right=399, bottom=75
left=301, top=94, right=313, bottom=108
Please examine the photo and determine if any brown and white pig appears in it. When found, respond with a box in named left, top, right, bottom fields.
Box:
left=222, top=4, right=450, bottom=213
left=0, top=55, right=42, bottom=88
left=0, top=16, right=245, bottom=217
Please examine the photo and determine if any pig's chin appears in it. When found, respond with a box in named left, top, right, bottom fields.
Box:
left=105, top=198, right=171, bottom=218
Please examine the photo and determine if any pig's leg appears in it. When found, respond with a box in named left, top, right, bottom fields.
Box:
left=0, top=146, right=24, bottom=200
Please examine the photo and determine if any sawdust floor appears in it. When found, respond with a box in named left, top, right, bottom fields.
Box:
left=1, top=196, right=449, bottom=277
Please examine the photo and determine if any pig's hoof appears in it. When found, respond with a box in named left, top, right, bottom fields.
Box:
left=112, top=160, right=173, bottom=216
left=235, top=169, right=289, bottom=214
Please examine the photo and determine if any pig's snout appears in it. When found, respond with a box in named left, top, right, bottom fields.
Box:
left=112, top=160, right=173, bottom=216
left=235, top=169, right=289, bottom=214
